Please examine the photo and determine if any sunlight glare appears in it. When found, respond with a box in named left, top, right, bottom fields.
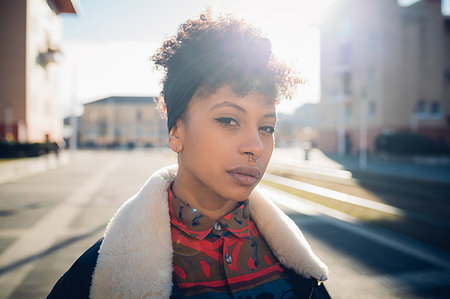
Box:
left=211, top=0, right=337, bottom=113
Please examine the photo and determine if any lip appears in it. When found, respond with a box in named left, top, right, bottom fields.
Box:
left=227, top=167, right=262, bottom=186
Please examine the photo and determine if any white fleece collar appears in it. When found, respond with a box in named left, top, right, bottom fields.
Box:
left=90, top=165, right=328, bottom=299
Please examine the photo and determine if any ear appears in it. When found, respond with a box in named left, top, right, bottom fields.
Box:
left=168, top=120, right=183, bottom=153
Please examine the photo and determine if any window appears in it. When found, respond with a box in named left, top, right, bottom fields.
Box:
left=367, top=33, right=379, bottom=54
left=343, top=72, right=352, bottom=96
left=136, top=109, right=142, bottom=121
left=98, top=121, right=107, bottom=136
left=114, top=125, right=122, bottom=138
left=368, top=68, right=376, bottom=88
left=332, top=74, right=339, bottom=96
left=345, top=104, right=352, bottom=121
left=369, top=101, right=376, bottom=119
left=444, top=69, right=450, bottom=85
left=415, top=100, right=427, bottom=119
left=430, top=102, right=442, bottom=119
left=91, top=109, right=98, bottom=122
left=338, top=43, right=352, bottom=65
left=338, top=19, right=352, bottom=43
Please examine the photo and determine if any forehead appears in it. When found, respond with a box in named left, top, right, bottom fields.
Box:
left=189, top=85, right=276, bottom=112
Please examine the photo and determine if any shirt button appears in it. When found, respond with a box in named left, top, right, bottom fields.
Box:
left=225, top=253, right=232, bottom=264
left=214, top=222, right=222, bottom=231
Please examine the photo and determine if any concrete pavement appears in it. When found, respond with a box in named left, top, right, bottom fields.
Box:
left=261, top=185, right=450, bottom=298
left=1, top=149, right=449, bottom=298
left=0, top=150, right=176, bottom=298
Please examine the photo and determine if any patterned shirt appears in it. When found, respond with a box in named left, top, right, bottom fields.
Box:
left=168, top=185, right=296, bottom=298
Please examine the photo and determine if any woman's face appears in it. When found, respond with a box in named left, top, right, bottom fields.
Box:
left=172, top=85, right=276, bottom=203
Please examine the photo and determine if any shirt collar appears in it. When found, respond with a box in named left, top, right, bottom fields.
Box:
left=168, top=184, right=250, bottom=240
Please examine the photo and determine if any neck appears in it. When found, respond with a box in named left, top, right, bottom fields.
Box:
left=172, top=171, right=240, bottom=220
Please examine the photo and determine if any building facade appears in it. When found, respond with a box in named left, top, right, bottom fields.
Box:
left=0, top=0, right=76, bottom=143
left=79, top=96, right=167, bottom=148
left=319, top=0, right=450, bottom=154
left=275, top=103, right=318, bottom=147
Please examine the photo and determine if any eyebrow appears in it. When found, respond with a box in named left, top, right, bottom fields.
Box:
left=210, top=101, right=276, bottom=118
left=210, top=101, right=245, bottom=112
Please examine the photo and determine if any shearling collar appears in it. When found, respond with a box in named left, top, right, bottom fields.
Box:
left=90, top=165, right=328, bottom=299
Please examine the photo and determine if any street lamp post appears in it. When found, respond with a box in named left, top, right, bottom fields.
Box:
left=337, top=94, right=346, bottom=156
left=359, top=89, right=368, bottom=169
left=4, top=103, right=13, bottom=141
left=69, top=65, right=78, bottom=153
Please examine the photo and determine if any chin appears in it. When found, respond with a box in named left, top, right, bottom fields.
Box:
left=220, top=186, right=255, bottom=202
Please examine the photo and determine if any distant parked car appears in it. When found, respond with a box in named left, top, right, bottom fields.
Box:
left=375, top=132, right=438, bottom=155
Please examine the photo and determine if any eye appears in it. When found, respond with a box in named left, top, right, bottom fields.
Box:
left=260, top=126, right=275, bottom=134
left=214, top=117, right=239, bottom=127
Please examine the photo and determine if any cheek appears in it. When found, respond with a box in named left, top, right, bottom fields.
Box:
left=266, top=138, right=274, bottom=153
left=183, top=124, right=230, bottom=162
left=263, top=137, right=274, bottom=159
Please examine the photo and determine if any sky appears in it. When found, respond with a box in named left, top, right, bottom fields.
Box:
left=60, top=0, right=450, bottom=117
left=60, top=0, right=337, bottom=116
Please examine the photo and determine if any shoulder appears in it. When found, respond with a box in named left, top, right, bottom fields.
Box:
left=47, top=238, right=103, bottom=299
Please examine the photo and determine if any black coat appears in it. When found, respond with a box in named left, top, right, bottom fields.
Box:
left=48, top=238, right=330, bottom=299
left=48, top=166, right=331, bottom=299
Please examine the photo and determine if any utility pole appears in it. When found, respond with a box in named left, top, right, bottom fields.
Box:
left=4, top=103, right=13, bottom=141
left=359, top=89, right=368, bottom=169
left=337, top=94, right=346, bottom=156
left=70, top=65, right=78, bottom=153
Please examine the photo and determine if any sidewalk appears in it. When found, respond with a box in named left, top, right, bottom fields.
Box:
left=271, top=147, right=450, bottom=185
left=0, top=151, right=70, bottom=185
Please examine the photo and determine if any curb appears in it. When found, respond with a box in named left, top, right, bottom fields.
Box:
left=0, top=152, right=71, bottom=185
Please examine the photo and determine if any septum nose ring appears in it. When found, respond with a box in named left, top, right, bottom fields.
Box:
left=248, top=153, right=259, bottom=162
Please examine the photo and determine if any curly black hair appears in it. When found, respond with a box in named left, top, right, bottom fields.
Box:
left=151, top=12, right=301, bottom=132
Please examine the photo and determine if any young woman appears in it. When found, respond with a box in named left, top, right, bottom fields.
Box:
left=48, top=13, right=330, bottom=299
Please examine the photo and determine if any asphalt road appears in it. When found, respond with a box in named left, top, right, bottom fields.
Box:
left=0, top=149, right=449, bottom=298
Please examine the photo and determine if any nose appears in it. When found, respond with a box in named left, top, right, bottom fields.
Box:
left=240, top=126, right=264, bottom=160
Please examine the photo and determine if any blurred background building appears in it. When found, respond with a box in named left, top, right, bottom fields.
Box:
left=78, top=96, right=167, bottom=149
left=318, top=0, right=450, bottom=155
left=276, top=103, right=318, bottom=147
left=0, top=0, right=77, bottom=144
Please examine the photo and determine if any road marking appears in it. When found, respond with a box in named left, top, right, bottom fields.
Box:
left=269, top=160, right=353, bottom=180
left=264, top=174, right=406, bottom=215
left=264, top=173, right=450, bottom=228
left=259, top=185, right=450, bottom=272
left=0, top=155, right=123, bottom=298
